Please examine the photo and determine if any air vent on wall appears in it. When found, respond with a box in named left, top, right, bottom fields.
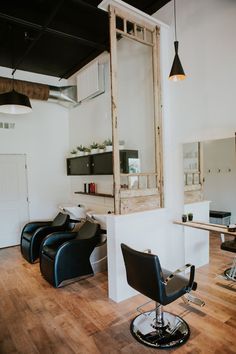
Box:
left=77, top=60, right=105, bottom=102
left=0, top=122, right=15, bottom=129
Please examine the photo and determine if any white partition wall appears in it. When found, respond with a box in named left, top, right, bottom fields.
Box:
left=184, top=201, right=210, bottom=268
left=107, top=208, right=169, bottom=302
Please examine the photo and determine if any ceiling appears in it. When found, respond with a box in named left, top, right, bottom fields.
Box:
left=0, top=0, right=170, bottom=79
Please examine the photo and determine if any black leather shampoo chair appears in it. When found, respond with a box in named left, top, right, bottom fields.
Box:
left=121, top=243, right=202, bottom=349
left=21, top=212, right=70, bottom=263
left=221, top=237, right=236, bottom=281
left=40, top=220, right=101, bottom=287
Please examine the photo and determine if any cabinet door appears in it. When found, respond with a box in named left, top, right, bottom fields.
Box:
left=92, top=152, right=113, bottom=175
left=67, top=156, right=91, bottom=175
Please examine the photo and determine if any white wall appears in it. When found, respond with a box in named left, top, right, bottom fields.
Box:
left=68, top=53, right=112, bottom=151
left=107, top=208, right=168, bottom=302
left=155, top=0, right=236, bottom=143
left=0, top=68, right=71, bottom=221
left=68, top=53, right=113, bottom=209
left=184, top=201, right=210, bottom=268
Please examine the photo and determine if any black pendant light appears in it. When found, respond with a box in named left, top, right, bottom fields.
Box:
left=169, top=0, right=186, bottom=82
left=0, top=88, right=32, bottom=114
left=0, top=26, right=32, bottom=114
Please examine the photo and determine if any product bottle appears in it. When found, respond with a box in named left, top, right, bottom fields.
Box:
left=89, top=182, right=96, bottom=193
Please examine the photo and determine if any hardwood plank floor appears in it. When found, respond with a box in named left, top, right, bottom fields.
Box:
left=0, top=235, right=235, bottom=353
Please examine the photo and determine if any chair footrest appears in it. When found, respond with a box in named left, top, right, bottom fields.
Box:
left=182, top=293, right=205, bottom=307
left=224, top=267, right=236, bottom=281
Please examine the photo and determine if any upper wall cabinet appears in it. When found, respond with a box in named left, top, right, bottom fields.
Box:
left=67, top=150, right=138, bottom=176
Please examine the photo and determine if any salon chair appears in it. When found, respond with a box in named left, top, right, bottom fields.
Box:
left=21, top=212, right=70, bottom=263
left=121, top=243, right=204, bottom=349
left=40, top=220, right=101, bottom=287
left=221, top=237, right=236, bottom=281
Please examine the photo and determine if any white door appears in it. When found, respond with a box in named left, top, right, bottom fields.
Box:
left=0, top=154, right=29, bottom=248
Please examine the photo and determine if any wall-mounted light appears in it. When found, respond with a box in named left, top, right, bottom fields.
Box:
left=169, top=0, right=186, bottom=82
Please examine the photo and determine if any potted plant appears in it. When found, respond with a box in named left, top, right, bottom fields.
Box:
left=90, top=142, right=99, bottom=154
left=77, top=145, right=85, bottom=156
left=104, top=138, right=112, bottom=152
left=84, top=147, right=91, bottom=155
left=188, top=213, right=193, bottom=221
left=98, top=143, right=105, bottom=153
left=70, top=149, right=78, bottom=157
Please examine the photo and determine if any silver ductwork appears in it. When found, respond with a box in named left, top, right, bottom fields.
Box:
left=48, top=85, right=79, bottom=108
left=0, top=76, right=79, bottom=108
left=0, top=61, right=105, bottom=109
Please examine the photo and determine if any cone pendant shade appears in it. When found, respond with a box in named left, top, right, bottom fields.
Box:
left=0, top=89, right=32, bottom=114
left=169, top=41, right=186, bottom=81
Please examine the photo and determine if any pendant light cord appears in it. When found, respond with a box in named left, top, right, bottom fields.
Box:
left=174, top=0, right=177, bottom=41
left=10, top=25, right=15, bottom=89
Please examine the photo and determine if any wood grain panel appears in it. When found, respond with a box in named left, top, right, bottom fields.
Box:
left=0, top=235, right=235, bottom=353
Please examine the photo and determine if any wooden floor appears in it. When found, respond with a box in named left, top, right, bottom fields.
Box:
left=0, top=235, right=235, bottom=354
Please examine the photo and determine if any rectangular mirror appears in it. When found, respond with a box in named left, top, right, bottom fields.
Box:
left=183, top=137, right=236, bottom=225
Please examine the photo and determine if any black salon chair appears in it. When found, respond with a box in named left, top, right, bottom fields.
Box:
left=40, top=220, right=101, bottom=287
left=121, top=243, right=200, bottom=349
left=221, top=237, right=236, bottom=281
left=21, top=212, right=70, bottom=263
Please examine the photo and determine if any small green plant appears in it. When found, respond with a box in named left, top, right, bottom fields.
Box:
left=104, top=139, right=112, bottom=146
left=98, top=143, right=105, bottom=149
left=84, top=147, right=91, bottom=153
left=77, top=145, right=85, bottom=151
left=188, top=213, right=193, bottom=221
left=71, top=149, right=77, bottom=154
left=90, top=142, right=99, bottom=149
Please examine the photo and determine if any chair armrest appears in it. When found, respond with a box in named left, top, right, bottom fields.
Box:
left=42, top=231, right=77, bottom=247
left=56, top=235, right=100, bottom=259
left=163, top=263, right=195, bottom=290
left=22, top=221, right=51, bottom=233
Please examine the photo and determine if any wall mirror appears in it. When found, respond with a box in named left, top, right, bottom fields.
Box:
left=183, top=137, right=236, bottom=225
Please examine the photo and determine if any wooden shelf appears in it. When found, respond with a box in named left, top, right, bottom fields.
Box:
left=174, top=220, right=236, bottom=236
left=74, top=191, right=114, bottom=198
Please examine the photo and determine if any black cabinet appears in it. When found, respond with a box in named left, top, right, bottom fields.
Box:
left=67, top=155, right=91, bottom=175
left=67, top=150, right=138, bottom=176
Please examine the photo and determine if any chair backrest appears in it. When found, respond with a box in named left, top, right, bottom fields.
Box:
left=76, top=220, right=100, bottom=240
left=52, top=212, right=69, bottom=227
left=121, top=243, right=166, bottom=303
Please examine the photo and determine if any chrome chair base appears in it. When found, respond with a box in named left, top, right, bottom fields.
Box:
left=224, top=267, right=236, bottom=281
left=130, top=311, right=190, bottom=349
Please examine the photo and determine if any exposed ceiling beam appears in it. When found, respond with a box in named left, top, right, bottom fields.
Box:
left=11, top=0, right=66, bottom=75
left=60, top=48, right=105, bottom=79
left=72, top=0, right=108, bottom=15
left=144, top=0, right=171, bottom=15
left=44, top=27, right=107, bottom=50
left=0, top=12, right=107, bottom=51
